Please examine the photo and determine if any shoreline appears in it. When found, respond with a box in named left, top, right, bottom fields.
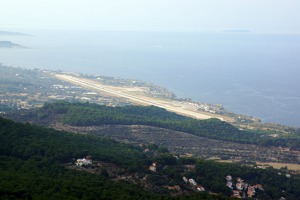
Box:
left=55, top=74, right=226, bottom=121
left=53, top=72, right=300, bottom=133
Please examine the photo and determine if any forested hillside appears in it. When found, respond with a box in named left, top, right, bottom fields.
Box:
left=0, top=117, right=232, bottom=199
left=7, top=101, right=300, bottom=149
left=1, top=116, right=300, bottom=199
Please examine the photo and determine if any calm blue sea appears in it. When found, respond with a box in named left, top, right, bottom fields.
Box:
left=1, top=30, right=300, bottom=127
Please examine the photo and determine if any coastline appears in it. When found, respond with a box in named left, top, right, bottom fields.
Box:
left=55, top=74, right=227, bottom=121
left=53, top=72, right=299, bottom=134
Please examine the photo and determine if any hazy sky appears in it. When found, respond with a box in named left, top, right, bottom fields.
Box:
left=1, top=0, right=300, bottom=33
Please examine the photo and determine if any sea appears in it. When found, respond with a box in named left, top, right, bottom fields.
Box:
left=1, top=29, right=300, bottom=127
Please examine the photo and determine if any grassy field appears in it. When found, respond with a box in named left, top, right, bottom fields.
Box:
left=256, top=162, right=300, bottom=171
left=217, top=160, right=300, bottom=171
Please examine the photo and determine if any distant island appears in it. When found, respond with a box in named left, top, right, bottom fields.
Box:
left=222, top=29, right=251, bottom=33
left=0, top=30, right=30, bottom=36
left=0, top=41, right=24, bottom=48
left=0, top=30, right=29, bottom=48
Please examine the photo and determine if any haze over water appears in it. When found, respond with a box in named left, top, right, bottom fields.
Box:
left=1, top=30, right=300, bottom=127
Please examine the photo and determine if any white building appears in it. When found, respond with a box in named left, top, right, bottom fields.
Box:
left=183, top=176, right=188, bottom=183
left=149, top=162, right=157, bottom=172
left=76, top=158, right=92, bottom=167
left=197, top=186, right=205, bottom=192
left=189, top=178, right=197, bottom=186
left=226, top=175, right=232, bottom=181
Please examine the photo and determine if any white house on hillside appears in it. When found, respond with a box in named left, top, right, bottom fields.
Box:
left=76, top=157, right=92, bottom=167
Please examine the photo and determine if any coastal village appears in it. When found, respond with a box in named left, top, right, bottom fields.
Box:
left=0, top=65, right=230, bottom=118
left=0, top=65, right=132, bottom=112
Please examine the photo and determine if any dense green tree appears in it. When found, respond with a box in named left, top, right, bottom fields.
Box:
left=1, top=117, right=236, bottom=200
left=10, top=101, right=298, bottom=148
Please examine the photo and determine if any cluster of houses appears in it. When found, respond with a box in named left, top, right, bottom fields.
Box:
left=148, top=162, right=205, bottom=192
left=226, top=175, right=264, bottom=199
left=197, top=103, right=224, bottom=114
left=183, top=176, right=205, bottom=192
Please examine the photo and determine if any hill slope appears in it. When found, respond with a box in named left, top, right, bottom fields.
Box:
left=1, top=116, right=300, bottom=199
left=7, top=101, right=300, bottom=149
left=1, top=116, right=233, bottom=199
